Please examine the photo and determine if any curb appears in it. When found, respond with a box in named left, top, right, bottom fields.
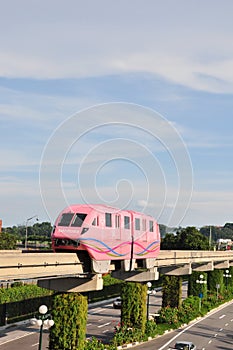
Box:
left=0, top=319, right=30, bottom=332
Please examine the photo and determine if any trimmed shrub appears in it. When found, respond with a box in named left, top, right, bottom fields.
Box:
left=162, top=275, right=182, bottom=308
left=49, top=293, right=88, bottom=350
left=121, top=282, right=147, bottom=333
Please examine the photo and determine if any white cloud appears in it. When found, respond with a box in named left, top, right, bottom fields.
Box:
left=0, top=1, right=233, bottom=92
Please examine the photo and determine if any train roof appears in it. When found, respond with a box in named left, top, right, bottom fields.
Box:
left=60, top=203, right=157, bottom=220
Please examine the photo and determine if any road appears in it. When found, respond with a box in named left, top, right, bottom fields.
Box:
left=3, top=284, right=233, bottom=350
left=0, top=289, right=163, bottom=349
left=135, top=300, right=233, bottom=350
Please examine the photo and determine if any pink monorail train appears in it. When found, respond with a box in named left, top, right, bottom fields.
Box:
left=51, top=204, right=160, bottom=272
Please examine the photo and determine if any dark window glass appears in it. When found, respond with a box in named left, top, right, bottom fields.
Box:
left=124, top=216, right=130, bottom=229
left=105, top=213, right=112, bottom=227
left=149, top=220, right=154, bottom=232
left=115, top=215, right=120, bottom=228
left=71, top=213, right=87, bottom=227
left=135, top=218, right=140, bottom=230
left=58, top=213, right=74, bottom=226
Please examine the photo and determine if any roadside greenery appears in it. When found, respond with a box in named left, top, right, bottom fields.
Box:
left=0, top=232, right=17, bottom=249
left=49, top=293, right=88, bottom=350
left=161, top=226, right=209, bottom=250
left=0, top=284, right=53, bottom=303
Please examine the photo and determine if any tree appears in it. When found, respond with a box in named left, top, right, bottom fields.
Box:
left=161, top=227, right=209, bottom=250
left=0, top=232, right=17, bottom=249
left=161, top=233, right=178, bottom=250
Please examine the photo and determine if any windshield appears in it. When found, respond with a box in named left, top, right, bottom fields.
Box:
left=71, top=213, right=87, bottom=227
left=58, top=212, right=87, bottom=227
left=175, top=343, right=189, bottom=350
left=58, top=213, right=74, bottom=226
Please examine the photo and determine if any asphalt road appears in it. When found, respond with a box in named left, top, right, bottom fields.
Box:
left=0, top=290, right=163, bottom=349
left=134, top=300, right=233, bottom=350
left=5, top=284, right=233, bottom=350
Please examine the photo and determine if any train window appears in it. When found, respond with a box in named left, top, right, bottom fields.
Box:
left=115, top=215, right=120, bottom=228
left=149, top=220, right=154, bottom=232
left=105, top=213, right=112, bottom=227
left=124, top=216, right=130, bottom=229
left=58, top=213, right=74, bottom=226
left=71, top=213, right=87, bottom=227
left=135, top=218, right=140, bottom=230
left=142, top=219, right=146, bottom=231
left=92, top=217, right=99, bottom=226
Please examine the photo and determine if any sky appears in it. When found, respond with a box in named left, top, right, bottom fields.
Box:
left=1, top=0, right=233, bottom=229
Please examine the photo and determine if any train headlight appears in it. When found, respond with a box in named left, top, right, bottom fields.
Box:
left=81, top=228, right=89, bottom=234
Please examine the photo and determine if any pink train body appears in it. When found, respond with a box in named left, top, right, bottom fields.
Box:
left=51, top=204, right=160, bottom=263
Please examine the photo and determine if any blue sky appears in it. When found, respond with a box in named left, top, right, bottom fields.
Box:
left=1, top=0, right=233, bottom=228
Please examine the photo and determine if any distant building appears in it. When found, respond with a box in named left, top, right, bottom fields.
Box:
left=217, top=238, right=232, bottom=250
left=0, top=219, right=2, bottom=232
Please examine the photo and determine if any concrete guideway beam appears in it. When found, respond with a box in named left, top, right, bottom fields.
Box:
left=214, top=260, right=229, bottom=269
left=112, top=267, right=159, bottom=282
left=1, top=250, right=233, bottom=281
left=191, top=262, right=214, bottom=271
left=0, top=251, right=83, bottom=280
left=159, top=264, right=192, bottom=276
left=38, top=273, right=103, bottom=292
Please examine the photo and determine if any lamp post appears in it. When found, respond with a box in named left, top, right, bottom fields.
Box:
left=209, top=226, right=212, bottom=250
left=146, top=282, right=156, bottom=320
left=31, top=305, right=54, bottom=350
left=216, top=283, right=220, bottom=300
left=25, top=215, right=38, bottom=249
left=196, top=274, right=207, bottom=311
left=223, top=269, right=231, bottom=290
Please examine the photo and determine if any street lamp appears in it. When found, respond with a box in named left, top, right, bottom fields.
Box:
left=31, top=304, right=54, bottom=350
left=196, top=274, right=207, bottom=311
left=223, top=269, right=231, bottom=290
left=146, top=282, right=156, bottom=320
left=25, top=215, right=38, bottom=249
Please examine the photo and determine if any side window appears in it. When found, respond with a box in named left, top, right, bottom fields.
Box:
left=115, top=215, right=120, bottom=228
left=105, top=213, right=112, bottom=227
left=124, top=216, right=130, bottom=229
left=92, top=217, right=99, bottom=226
left=142, top=219, right=146, bottom=231
left=135, top=218, right=140, bottom=230
left=149, top=220, right=154, bottom=232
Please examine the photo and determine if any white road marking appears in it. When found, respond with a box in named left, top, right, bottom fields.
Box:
left=102, top=329, right=109, bottom=333
left=219, top=314, right=225, bottom=319
left=88, top=308, right=103, bottom=315
left=0, top=332, right=33, bottom=346
left=98, top=322, right=111, bottom=328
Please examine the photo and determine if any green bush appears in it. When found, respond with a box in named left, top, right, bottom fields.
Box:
left=158, top=306, right=179, bottom=326
left=144, top=320, right=159, bottom=339
left=111, top=325, right=144, bottom=346
left=121, top=282, right=147, bottom=333
left=49, top=293, right=88, bottom=350
left=0, top=284, right=53, bottom=304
